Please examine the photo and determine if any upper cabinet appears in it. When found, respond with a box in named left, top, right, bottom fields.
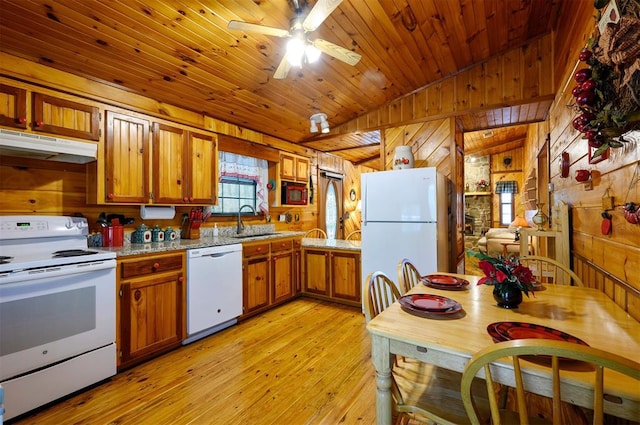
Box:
left=152, top=123, right=217, bottom=205
left=0, top=84, right=27, bottom=129
left=105, top=111, right=151, bottom=204
left=0, top=82, right=99, bottom=140
left=99, top=110, right=218, bottom=205
left=280, top=152, right=309, bottom=183
left=32, top=93, right=100, bottom=141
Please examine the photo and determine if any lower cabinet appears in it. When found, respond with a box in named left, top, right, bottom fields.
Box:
left=117, top=252, right=185, bottom=369
left=302, top=248, right=361, bottom=306
left=241, top=238, right=296, bottom=319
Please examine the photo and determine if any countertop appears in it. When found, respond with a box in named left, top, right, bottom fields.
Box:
left=98, top=231, right=360, bottom=257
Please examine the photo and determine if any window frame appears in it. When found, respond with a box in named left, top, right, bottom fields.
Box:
left=211, top=175, right=259, bottom=216
left=499, top=192, right=515, bottom=226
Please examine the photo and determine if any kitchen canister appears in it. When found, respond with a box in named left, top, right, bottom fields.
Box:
left=164, top=226, right=177, bottom=241
left=152, top=225, right=165, bottom=242
left=132, top=224, right=152, bottom=244
left=393, top=145, right=414, bottom=170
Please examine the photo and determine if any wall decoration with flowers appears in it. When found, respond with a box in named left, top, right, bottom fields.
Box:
left=475, top=179, right=490, bottom=192
left=570, top=0, right=640, bottom=161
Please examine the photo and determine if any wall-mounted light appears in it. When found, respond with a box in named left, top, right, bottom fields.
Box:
left=310, top=113, right=330, bottom=134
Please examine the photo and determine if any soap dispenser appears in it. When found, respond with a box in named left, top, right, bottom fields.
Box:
left=213, top=223, right=219, bottom=237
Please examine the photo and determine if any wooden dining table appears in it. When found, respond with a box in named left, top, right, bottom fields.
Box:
left=366, top=273, right=640, bottom=424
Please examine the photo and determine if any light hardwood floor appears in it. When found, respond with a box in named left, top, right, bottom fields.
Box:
left=11, top=299, right=379, bottom=425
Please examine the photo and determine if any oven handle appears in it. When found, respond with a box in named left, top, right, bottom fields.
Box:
left=0, top=259, right=116, bottom=285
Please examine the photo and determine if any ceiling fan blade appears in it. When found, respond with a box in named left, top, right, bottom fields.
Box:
left=312, top=39, right=361, bottom=66
left=303, top=0, right=343, bottom=32
left=227, top=20, right=290, bottom=38
left=274, top=53, right=292, bottom=79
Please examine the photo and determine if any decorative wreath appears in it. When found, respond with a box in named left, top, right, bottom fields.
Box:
left=570, top=0, right=640, bottom=158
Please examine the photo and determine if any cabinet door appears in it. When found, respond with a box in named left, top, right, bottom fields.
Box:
left=188, top=131, right=217, bottom=204
left=105, top=111, right=150, bottom=203
left=295, top=156, right=309, bottom=182
left=152, top=123, right=188, bottom=204
left=0, top=84, right=27, bottom=128
left=330, top=251, right=361, bottom=303
left=120, top=272, right=184, bottom=364
left=303, top=249, right=329, bottom=296
left=293, top=238, right=302, bottom=294
left=280, top=153, right=296, bottom=181
left=272, top=251, right=293, bottom=303
left=243, top=256, right=270, bottom=314
left=32, top=92, right=100, bottom=140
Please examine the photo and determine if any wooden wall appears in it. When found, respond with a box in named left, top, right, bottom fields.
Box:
left=535, top=4, right=640, bottom=320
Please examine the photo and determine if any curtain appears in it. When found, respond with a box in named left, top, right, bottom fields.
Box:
left=219, top=152, right=269, bottom=213
left=495, top=181, right=518, bottom=193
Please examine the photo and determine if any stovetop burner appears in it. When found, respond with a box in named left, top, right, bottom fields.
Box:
left=52, top=249, right=99, bottom=258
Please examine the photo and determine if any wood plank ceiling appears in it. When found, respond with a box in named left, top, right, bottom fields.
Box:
left=0, top=0, right=565, bottom=164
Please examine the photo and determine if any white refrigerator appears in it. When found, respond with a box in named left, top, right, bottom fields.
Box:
left=361, top=167, right=449, bottom=306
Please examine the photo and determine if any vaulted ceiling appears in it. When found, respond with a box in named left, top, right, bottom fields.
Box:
left=0, top=0, right=566, bottom=164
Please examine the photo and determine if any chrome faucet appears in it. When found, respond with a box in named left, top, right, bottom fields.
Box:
left=237, top=204, right=256, bottom=234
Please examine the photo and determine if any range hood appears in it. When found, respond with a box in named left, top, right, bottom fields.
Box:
left=0, top=129, right=97, bottom=164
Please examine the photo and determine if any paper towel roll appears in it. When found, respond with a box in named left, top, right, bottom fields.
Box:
left=140, top=205, right=176, bottom=219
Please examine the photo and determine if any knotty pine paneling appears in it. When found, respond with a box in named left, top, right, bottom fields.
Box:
left=543, top=7, right=640, bottom=318
left=336, top=34, right=555, bottom=135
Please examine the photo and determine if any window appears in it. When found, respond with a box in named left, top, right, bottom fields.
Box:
left=499, top=192, right=514, bottom=226
left=214, top=176, right=257, bottom=213
left=211, top=152, right=269, bottom=215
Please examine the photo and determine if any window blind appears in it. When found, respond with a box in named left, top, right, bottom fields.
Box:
left=495, top=181, right=518, bottom=193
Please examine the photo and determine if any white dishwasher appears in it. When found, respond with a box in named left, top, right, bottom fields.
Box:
left=184, top=243, right=243, bottom=345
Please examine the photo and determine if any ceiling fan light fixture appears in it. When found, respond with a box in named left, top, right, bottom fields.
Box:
left=305, top=44, right=321, bottom=63
left=310, top=113, right=329, bottom=134
left=287, top=37, right=305, bottom=67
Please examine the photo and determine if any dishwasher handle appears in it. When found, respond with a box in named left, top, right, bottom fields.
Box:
left=206, top=252, right=234, bottom=258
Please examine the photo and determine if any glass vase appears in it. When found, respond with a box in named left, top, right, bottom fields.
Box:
left=532, top=202, right=548, bottom=231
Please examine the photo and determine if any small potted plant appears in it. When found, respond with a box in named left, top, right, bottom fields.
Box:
left=468, top=250, right=536, bottom=308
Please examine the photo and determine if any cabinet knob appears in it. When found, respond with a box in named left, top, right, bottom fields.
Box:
left=35, top=120, right=44, bottom=127
left=18, top=117, right=26, bottom=124
left=281, top=243, right=285, bottom=247
left=325, top=253, right=328, bottom=257
left=153, top=262, right=160, bottom=269
left=183, top=197, right=188, bottom=202
left=189, top=197, right=194, bottom=202
left=257, top=247, right=262, bottom=252
left=107, top=193, right=115, bottom=199
left=178, top=276, right=184, bottom=282
left=273, top=256, right=277, bottom=260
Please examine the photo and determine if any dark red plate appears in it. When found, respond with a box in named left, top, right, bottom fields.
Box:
left=399, top=294, right=462, bottom=318
left=487, top=322, right=589, bottom=346
left=422, top=274, right=469, bottom=290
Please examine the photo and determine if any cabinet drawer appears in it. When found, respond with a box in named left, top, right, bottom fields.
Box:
left=120, top=253, right=183, bottom=279
left=271, top=239, right=292, bottom=253
left=243, top=242, right=270, bottom=258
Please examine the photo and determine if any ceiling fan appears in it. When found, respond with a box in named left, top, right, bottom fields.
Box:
left=227, top=0, right=361, bottom=79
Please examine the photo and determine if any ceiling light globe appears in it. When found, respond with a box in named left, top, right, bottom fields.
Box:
left=287, top=38, right=305, bottom=67
left=305, top=44, right=321, bottom=63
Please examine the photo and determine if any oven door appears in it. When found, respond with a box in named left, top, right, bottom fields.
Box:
left=0, top=259, right=116, bottom=381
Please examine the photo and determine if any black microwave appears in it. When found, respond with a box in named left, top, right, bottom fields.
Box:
left=281, top=182, right=308, bottom=205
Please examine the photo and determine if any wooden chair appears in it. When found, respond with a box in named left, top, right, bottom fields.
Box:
left=397, top=258, right=422, bottom=294
left=345, top=229, right=361, bottom=240
left=304, top=228, right=327, bottom=238
left=365, top=271, right=480, bottom=425
left=461, top=339, right=640, bottom=425
left=519, top=255, right=584, bottom=286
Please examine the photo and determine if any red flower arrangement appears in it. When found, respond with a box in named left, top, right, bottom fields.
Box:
left=468, top=250, right=536, bottom=299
